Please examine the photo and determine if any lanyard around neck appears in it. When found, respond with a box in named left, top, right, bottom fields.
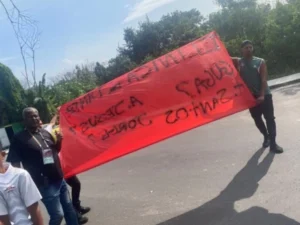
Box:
left=28, top=130, right=50, bottom=149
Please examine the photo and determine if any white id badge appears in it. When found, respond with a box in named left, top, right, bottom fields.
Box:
left=42, top=148, right=54, bottom=165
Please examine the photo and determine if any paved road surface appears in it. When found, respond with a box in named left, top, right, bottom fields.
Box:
left=42, top=83, right=300, bottom=224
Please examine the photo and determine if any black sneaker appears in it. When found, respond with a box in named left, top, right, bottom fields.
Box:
left=79, top=206, right=91, bottom=215
left=78, top=213, right=88, bottom=224
left=262, top=137, right=270, bottom=148
left=270, top=144, right=283, bottom=154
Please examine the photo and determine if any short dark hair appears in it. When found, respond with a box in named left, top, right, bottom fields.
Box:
left=0, top=140, right=2, bottom=151
left=241, top=40, right=253, bottom=48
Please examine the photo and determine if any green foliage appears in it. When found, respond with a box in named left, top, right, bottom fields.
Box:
left=0, top=63, right=25, bottom=126
left=2, top=0, right=300, bottom=126
left=119, top=9, right=205, bottom=65
left=48, top=64, right=98, bottom=107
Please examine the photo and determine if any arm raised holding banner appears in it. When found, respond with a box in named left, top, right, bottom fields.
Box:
left=231, top=57, right=240, bottom=70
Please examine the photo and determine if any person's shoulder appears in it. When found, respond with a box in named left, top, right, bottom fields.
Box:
left=40, top=128, right=55, bottom=142
left=11, top=130, right=27, bottom=143
left=253, top=57, right=265, bottom=63
left=14, top=130, right=27, bottom=138
left=40, top=128, right=52, bottom=137
left=10, top=166, right=28, bottom=176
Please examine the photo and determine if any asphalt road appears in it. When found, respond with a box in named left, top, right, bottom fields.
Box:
left=42, top=83, right=300, bottom=225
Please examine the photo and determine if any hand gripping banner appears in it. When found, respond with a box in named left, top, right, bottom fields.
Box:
left=59, top=31, right=256, bottom=177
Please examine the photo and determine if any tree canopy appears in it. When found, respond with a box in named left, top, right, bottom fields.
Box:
left=0, top=63, right=25, bottom=126
left=1, top=0, right=299, bottom=126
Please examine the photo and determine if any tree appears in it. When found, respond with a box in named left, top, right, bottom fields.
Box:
left=208, top=0, right=271, bottom=57
left=46, top=64, right=99, bottom=108
left=0, top=63, right=25, bottom=126
left=2, top=0, right=300, bottom=127
left=119, top=9, right=205, bottom=65
left=94, top=62, right=113, bottom=85
left=0, top=0, right=41, bottom=88
left=264, top=1, right=300, bottom=75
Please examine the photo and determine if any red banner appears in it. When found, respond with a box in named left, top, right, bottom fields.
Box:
left=59, top=31, right=255, bottom=177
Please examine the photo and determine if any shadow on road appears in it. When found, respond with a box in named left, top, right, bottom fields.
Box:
left=157, top=148, right=300, bottom=225
left=277, top=83, right=300, bottom=96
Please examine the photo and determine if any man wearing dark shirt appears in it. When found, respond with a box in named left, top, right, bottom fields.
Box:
left=232, top=40, right=283, bottom=154
left=7, top=107, right=78, bottom=225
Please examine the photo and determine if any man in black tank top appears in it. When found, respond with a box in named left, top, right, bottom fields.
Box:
left=232, top=40, right=283, bottom=154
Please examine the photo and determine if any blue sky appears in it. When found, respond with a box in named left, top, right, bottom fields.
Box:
left=0, top=0, right=219, bottom=84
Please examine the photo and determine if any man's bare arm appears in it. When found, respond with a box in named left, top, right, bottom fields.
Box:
left=231, top=57, right=239, bottom=70
left=0, top=215, right=11, bottom=225
left=259, top=60, right=268, bottom=96
left=27, top=202, right=44, bottom=225
left=49, top=114, right=58, bottom=126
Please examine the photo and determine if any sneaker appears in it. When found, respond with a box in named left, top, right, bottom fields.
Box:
left=78, top=213, right=89, bottom=224
left=79, top=206, right=91, bottom=215
left=262, top=137, right=270, bottom=148
left=270, top=144, right=283, bottom=154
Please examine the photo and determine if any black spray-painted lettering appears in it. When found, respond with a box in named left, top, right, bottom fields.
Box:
left=80, top=100, right=125, bottom=134
left=213, top=61, right=234, bottom=77
left=165, top=107, right=189, bottom=124
left=102, top=113, right=152, bottom=140
left=234, top=83, right=245, bottom=96
left=167, top=88, right=235, bottom=123
left=87, top=134, right=97, bottom=144
left=98, top=88, right=103, bottom=98
left=69, top=125, right=77, bottom=135
left=187, top=51, right=198, bottom=59
left=176, top=81, right=193, bottom=97
left=66, top=102, right=79, bottom=114
left=217, top=88, right=232, bottom=104
left=195, top=61, right=234, bottom=94
left=157, top=54, right=180, bottom=68
left=80, top=122, right=89, bottom=134
left=177, top=49, right=186, bottom=61
left=151, top=60, right=159, bottom=72
left=194, top=76, right=211, bottom=95
left=127, top=65, right=152, bottom=83
left=192, top=33, right=220, bottom=56
left=175, top=60, right=235, bottom=98
left=66, top=92, right=95, bottom=114
left=79, top=92, right=96, bottom=110
left=199, top=99, right=218, bottom=114
left=109, top=82, right=122, bottom=94
left=199, top=88, right=233, bottom=114
left=129, top=96, right=143, bottom=108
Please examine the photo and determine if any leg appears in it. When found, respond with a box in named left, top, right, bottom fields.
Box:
left=249, top=105, right=268, bottom=137
left=39, top=182, right=64, bottom=225
left=261, top=95, right=276, bottom=143
left=262, top=95, right=283, bottom=153
left=250, top=105, right=270, bottom=148
left=66, top=175, right=91, bottom=215
left=66, top=175, right=81, bottom=210
left=59, top=180, right=79, bottom=225
left=249, top=104, right=270, bottom=148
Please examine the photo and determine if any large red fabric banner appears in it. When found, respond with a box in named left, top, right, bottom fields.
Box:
left=59, top=31, right=256, bottom=177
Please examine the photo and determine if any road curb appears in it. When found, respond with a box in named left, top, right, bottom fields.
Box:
left=268, top=73, right=300, bottom=90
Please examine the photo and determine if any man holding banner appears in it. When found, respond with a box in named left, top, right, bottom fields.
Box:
left=232, top=40, right=283, bottom=154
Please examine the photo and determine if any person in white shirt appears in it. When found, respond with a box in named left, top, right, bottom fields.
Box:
left=0, top=141, right=44, bottom=225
